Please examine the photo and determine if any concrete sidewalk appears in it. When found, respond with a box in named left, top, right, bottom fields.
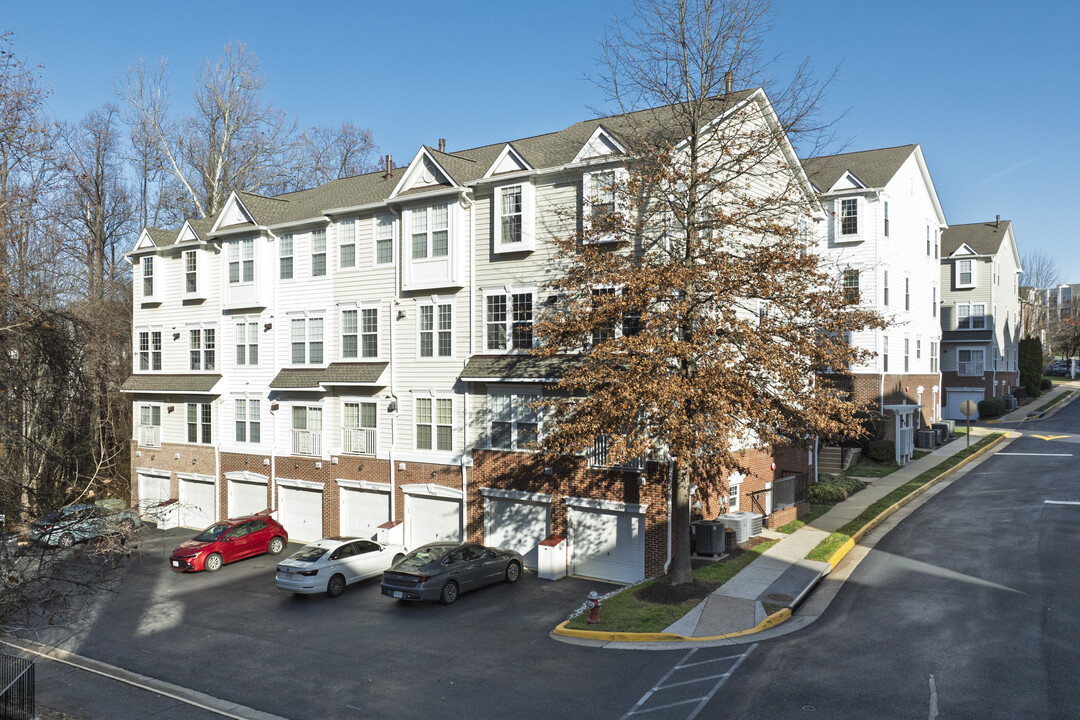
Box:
left=664, top=379, right=1078, bottom=639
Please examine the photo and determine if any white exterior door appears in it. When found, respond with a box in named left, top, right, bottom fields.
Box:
left=569, top=506, right=645, bottom=584
left=340, top=487, right=390, bottom=540
left=278, top=485, right=323, bottom=542
left=179, top=477, right=216, bottom=529
left=944, top=388, right=985, bottom=421
left=229, top=480, right=268, bottom=518
left=137, top=472, right=170, bottom=513
left=484, top=497, right=549, bottom=569
left=407, top=495, right=461, bottom=549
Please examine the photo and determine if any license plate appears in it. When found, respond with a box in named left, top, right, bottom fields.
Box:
left=393, top=591, right=403, bottom=599
left=170, top=560, right=179, bottom=568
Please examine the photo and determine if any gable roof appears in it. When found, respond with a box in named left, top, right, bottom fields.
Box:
left=801, top=144, right=919, bottom=192
left=941, top=220, right=1015, bottom=258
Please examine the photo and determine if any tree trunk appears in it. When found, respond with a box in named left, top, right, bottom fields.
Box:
left=669, top=461, right=693, bottom=585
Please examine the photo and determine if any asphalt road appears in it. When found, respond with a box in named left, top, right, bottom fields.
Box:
left=706, top=397, right=1080, bottom=719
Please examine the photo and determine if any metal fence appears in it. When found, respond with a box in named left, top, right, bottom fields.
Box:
left=774, top=471, right=810, bottom=509
left=0, top=652, right=34, bottom=720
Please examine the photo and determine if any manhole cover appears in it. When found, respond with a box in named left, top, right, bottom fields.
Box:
left=765, top=593, right=794, bottom=603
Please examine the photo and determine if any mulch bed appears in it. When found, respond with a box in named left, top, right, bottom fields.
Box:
left=634, top=539, right=772, bottom=606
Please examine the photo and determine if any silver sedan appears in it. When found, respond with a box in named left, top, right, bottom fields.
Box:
left=380, top=542, right=523, bottom=605
left=276, top=538, right=407, bottom=598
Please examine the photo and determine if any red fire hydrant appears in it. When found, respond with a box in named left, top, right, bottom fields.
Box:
left=586, top=590, right=601, bottom=624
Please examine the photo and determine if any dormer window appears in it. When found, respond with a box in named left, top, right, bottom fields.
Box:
left=411, top=204, right=449, bottom=259
left=184, top=250, right=198, bottom=294
left=227, top=239, right=254, bottom=285
left=494, top=182, right=535, bottom=252
left=582, top=168, right=627, bottom=243
left=402, top=203, right=459, bottom=291
left=839, top=198, right=858, bottom=236
left=955, top=259, right=974, bottom=288
left=141, top=256, right=156, bottom=300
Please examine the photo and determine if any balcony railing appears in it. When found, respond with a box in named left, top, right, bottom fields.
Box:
left=341, top=427, right=377, bottom=456
left=138, top=425, right=161, bottom=448
left=959, top=361, right=984, bottom=376
left=590, top=434, right=646, bottom=471
left=291, top=429, right=322, bottom=456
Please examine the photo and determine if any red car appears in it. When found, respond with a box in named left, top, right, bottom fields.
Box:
left=170, top=514, right=288, bottom=572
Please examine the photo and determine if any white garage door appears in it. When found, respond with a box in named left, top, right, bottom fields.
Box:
left=944, top=388, right=985, bottom=421
left=407, top=495, right=461, bottom=549
left=179, top=478, right=216, bottom=529
left=278, top=485, right=324, bottom=542
left=570, top=507, right=644, bottom=584
left=485, top=498, right=549, bottom=569
left=340, top=487, right=390, bottom=539
left=229, top=480, right=268, bottom=518
left=138, top=472, right=170, bottom=514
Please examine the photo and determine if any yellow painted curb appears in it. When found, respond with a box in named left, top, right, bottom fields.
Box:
left=552, top=608, right=792, bottom=643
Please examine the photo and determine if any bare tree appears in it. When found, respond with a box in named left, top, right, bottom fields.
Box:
left=119, top=42, right=297, bottom=219
left=1020, top=249, right=1062, bottom=292
left=288, top=121, right=380, bottom=190
left=535, top=0, right=877, bottom=586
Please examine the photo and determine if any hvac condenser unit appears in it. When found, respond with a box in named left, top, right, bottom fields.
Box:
left=718, top=511, right=763, bottom=544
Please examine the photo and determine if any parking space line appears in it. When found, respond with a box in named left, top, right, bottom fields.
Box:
left=686, top=645, right=757, bottom=720
left=659, top=673, right=731, bottom=689
left=622, top=644, right=758, bottom=720
left=677, top=654, right=745, bottom=668
left=632, top=698, right=706, bottom=715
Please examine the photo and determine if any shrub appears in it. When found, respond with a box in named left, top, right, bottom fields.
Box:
left=977, top=397, right=1005, bottom=419
left=1019, top=337, right=1045, bottom=396
left=808, top=474, right=868, bottom=504
left=1040, top=378, right=1053, bottom=391
left=853, top=408, right=885, bottom=449
left=867, top=440, right=895, bottom=463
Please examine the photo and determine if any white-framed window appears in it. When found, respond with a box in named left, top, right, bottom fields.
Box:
left=410, top=203, right=450, bottom=259
left=291, top=405, right=322, bottom=456
left=235, top=321, right=259, bottom=366
left=488, top=391, right=540, bottom=451
left=958, top=348, right=985, bottom=376
left=374, top=214, right=395, bottom=265
left=484, top=288, right=534, bottom=351
left=883, top=270, right=889, bottom=306
left=916, top=339, right=922, bottom=360
left=904, top=338, right=910, bottom=372
left=935, top=229, right=939, bottom=259
left=993, top=259, right=999, bottom=286
left=141, top=256, right=155, bottom=299
left=905, top=277, right=910, bottom=311
left=311, top=229, right=327, bottom=277
left=342, top=401, right=377, bottom=455
left=931, top=341, right=938, bottom=372
left=138, top=404, right=162, bottom=448
left=926, top=226, right=931, bottom=256
left=883, top=201, right=889, bottom=237
left=957, top=303, right=986, bottom=330
left=933, top=286, right=937, bottom=317
left=227, top=238, right=254, bottom=285
left=137, top=329, right=162, bottom=371
left=842, top=269, right=860, bottom=304
left=339, top=219, right=356, bottom=269
left=883, top=336, right=889, bottom=372
left=728, top=473, right=742, bottom=511
left=494, top=182, right=535, bottom=251
left=418, top=300, right=453, bottom=358
left=235, top=398, right=261, bottom=443
left=341, top=306, right=379, bottom=360
left=839, top=197, right=858, bottom=236
left=280, top=234, right=294, bottom=279
left=291, top=316, right=324, bottom=365
left=183, top=249, right=199, bottom=295
left=188, top=327, right=216, bottom=371
left=581, top=168, right=625, bottom=243
left=955, top=259, right=974, bottom=288
left=187, top=403, right=212, bottom=444
left=415, top=396, right=453, bottom=452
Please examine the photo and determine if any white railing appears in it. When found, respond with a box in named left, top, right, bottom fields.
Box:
left=291, top=429, right=322, bottom=456
left=590, top=434, right=646, bottom=471
left=138, top=425, right=161, bottom=448
left=958, top=361, right=983, bottom=376
left=341, top=427, right=377, bottom=456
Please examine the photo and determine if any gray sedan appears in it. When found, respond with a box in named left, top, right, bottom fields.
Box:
left=380, top=542, right=523, bottom=605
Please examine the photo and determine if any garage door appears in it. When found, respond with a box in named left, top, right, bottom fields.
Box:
left=138, top=472, right=170, bottom=514
left=278, top=484, right=324, bottom=542
left=407, top=495, right=461, bottom=549
left=229, top=479, right=268, bottom=518
left=484, top=497, right=549, bottom=569
left=179, top=477, right=216, bottom=529
left=340, top=487, right=390, bottom=539
left=944, top=388, right=984, bottom=421
left=569, top=506, right=644, bottom=584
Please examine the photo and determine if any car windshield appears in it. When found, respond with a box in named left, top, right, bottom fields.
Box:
left=193, top=523, right=231, bottom=542
left=397, top=546, right=450, bottom=570
left=288, top=546, right=329, bottom=563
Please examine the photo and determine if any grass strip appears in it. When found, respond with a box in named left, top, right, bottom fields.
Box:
left=806, top=433, right=1004, bottom=563
left=564, top=539, right=779, bottom=632
left=777, top=504, right=831, bottom=533
left=1036, top=390, right=1072, bottom=413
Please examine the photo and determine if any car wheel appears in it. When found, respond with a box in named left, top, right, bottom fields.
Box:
left=327, top=574, right=346, bottom=598
left=58, top=533, right=76, bottom=549
left=505, top=560, right=521, bottom=584
left=439, top=580, right=459, bottom=605
left=392, top=553, right=404, bottom=566
left=204, top=553, right=223, bottom=572
left=268, top=536, right=285, bottom=555
left=119, top=518, right=136, bottom=533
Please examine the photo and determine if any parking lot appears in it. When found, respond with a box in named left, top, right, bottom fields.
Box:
left=28, top=525, right=683, bottom=720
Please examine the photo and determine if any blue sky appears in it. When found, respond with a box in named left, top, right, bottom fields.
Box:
left=6, top=1, right=1078, bottom=280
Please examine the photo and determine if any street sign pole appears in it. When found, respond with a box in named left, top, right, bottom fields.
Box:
left=960, top=400, right=978, bottom=449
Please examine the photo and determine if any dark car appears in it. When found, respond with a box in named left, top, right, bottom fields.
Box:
left=380, top=542, right=523, bottom=605
left=1045, top=361, right=1072, bottom=377
left=170, top=514, right=288, bottom=572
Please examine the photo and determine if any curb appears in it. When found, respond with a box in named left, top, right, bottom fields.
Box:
left=821, top=432, right=1009, bottom=568
left=553, top=432, right=1009, bottom=645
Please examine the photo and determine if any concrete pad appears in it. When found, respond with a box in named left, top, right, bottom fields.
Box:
left=756, top=559, right=829, bottom=608
left=664, top=598, right=707, bottom=636
left=690, top=594, right=761, bottom=637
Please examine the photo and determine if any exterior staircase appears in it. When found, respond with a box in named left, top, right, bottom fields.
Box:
left=818, top=445, right=847, bottom=475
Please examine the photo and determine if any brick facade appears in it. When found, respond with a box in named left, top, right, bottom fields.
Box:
left=940, top=370, right=1018, bottom=404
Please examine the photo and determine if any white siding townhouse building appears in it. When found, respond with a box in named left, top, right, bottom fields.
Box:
left=123, top=88, right=819, bottom=584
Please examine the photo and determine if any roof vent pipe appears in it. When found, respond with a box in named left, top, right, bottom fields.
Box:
left=724, top=71, right=733, bottom=94
left=995, top=214, right=1000, bottom=228
left=438, top=138, right=446, bottom=153
left=384, top=155, right=393, bottom=180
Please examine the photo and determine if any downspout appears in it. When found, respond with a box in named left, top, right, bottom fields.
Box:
left=459, top=188, right=475, bottom=537
left=269, top=403, right=277, bottom=513
left=386, top=204, right=402, bottom=521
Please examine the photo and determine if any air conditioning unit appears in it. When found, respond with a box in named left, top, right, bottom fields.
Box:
left=937, top=419, right=956, bottom=434
left=916, top=429, right=938, bottom=449
left=931, top=423, right=951, bottom=441
left=718, top=511, right=763, bottom=544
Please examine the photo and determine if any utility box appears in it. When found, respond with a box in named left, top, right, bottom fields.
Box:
left=377, top=520, right=404, bottom=548
left=537, top=534, right=566, bottom=581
